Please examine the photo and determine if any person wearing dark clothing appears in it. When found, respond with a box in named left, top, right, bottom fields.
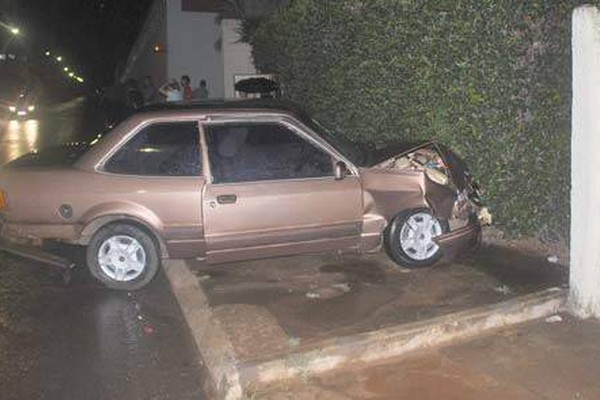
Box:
left=126, top=79, right=144, bottom=110
left=196, top=79, right=209, bottom=99
left=181, top=75, right=193, bottom=101
left=141, top=75, right=157, bottom=105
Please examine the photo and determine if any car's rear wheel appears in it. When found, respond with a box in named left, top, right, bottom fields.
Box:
left=86, top=223, right=160, bottom=290
left=385, top=209, right=448, bottom=268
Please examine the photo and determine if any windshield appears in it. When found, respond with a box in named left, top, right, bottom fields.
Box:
left=300, top=115, right=365, bottom=165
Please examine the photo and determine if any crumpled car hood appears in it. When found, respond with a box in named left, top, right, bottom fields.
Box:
left=364, top=140, right=469, bottom=191
left=360, top=141, right=430, bottom=167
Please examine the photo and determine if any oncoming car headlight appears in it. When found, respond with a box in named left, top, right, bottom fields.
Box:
left=28, top=105, right=35, bottom=112
left=425, top=168, right=449, bottom=186
left=8, top=106, right=16, bottom=113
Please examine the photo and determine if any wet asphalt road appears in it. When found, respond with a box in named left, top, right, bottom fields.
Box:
left=0, top=100, right=205, bottom=399
left=0, top=98, right=87, bottom=165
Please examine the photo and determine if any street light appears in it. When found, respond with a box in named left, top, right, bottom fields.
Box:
left=1, top=23, right=21, bottom=53
left=56, top=56, right=62, bottom=62
left=0, top=21, right=20, bottom=35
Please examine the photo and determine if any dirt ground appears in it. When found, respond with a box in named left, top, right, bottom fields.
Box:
left=187, top=244, right=566, bottom=362
left=250, top=313, right=600, bottom=400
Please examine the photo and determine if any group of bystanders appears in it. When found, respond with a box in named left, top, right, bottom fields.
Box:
left=125, top=75, right=209, bottom=109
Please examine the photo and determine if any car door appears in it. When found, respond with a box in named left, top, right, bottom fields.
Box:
left=201, top=118, right=363, bottom=264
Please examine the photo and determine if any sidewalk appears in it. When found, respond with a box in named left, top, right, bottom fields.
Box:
left=165, top=243, right=569, bottom=399
left=187, top=245, right=565, bottom=362
left=251, top=313, right=600, bottom=400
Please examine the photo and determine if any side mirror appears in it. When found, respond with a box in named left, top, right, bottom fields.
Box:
left=334, top=161, right=348, bottom=180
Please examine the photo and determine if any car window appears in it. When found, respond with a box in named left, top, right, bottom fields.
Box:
left=205, top=122, right=333, bottom=184
left=104, top=122, right=201, bottom=176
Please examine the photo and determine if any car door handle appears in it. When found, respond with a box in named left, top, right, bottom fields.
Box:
left=216, top=194, right=237, bottom=204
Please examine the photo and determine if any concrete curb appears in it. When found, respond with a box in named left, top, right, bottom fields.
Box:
left=164, top=259, right=566, bottom=399
left=239, top=287, right=567, bottom=386
left=164, top=260, right=243, bottom=400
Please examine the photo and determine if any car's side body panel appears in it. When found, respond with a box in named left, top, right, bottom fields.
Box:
left=0, top=100, right=485, bottom=272
left=73, top=173, right=206, bottom=259
left=203, top=176, right=363, bottom=263
left=0, top=167, right=205, bottom=259
left=197, top=114, right=365, bottom=262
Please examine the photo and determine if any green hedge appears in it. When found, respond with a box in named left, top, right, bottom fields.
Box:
left=251, top=0, right=592, bottom=242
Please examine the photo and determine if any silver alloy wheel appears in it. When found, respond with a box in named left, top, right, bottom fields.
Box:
left=399, top=212, right=443, bottom=261
left=97, top=235, right=147, bottom=282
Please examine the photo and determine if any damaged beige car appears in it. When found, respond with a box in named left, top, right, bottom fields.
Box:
left=0, top=100, right=490, bottom=290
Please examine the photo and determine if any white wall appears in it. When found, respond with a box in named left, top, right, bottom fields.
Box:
left=166, top=0, right=224, bottom=98
left=570, top=5, right=600, bottom=318
left=221, top=19, right=256, bottom=98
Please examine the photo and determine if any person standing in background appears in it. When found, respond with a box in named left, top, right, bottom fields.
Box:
left=126, top=79, right=144, bottom=109
left=196, top=80, right=209, bottom=99
left=159, top=79, right=183, bottom=102
left=141, top=75, right=157, bottom=105
left=181, top=75, right=193, bottom=101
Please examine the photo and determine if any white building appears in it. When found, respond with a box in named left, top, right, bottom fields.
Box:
left=120, top=0, right=257, bottom=99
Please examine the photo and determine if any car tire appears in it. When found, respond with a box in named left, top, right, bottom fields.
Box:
left=86, top=223, right=160, bottom=290
left=385, top=209, right=448, bottom=268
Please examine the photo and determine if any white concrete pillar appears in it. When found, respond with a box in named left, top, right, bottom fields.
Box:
left=570, top=5, right=600, bottom=317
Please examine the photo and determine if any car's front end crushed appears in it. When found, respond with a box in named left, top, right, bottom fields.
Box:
left=365, top=141, right=491, bottom=261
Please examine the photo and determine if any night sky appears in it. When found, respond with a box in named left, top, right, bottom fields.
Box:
left=10, top=0, right=154, bottom=86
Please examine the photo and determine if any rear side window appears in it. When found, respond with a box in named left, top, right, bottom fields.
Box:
left=104, top=122, right=201, bottom=176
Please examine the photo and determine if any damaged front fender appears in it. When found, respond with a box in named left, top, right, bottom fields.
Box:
left=435, top=218, right=482, bottom=263
left=370, top=141, right=489, bottom=224
left=359, top=141, right=491, bottom=259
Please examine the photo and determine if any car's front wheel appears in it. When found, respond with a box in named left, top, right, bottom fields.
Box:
left=385, top=209, right=448, bottom=268
left=86, top=223, right=160, bottom=290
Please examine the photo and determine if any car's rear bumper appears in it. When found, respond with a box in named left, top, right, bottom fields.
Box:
left=435, top=222, right=481, bottom=263
left=0, top=239, right=75, bottom=270
left=0, top=220, right=80, bottom=243
left=0, top=218, right=76, bottom=270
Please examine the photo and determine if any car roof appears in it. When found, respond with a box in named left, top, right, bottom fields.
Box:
left=136, top=98, right=306, bottom=117
left=75, top=99, right=315, bottom=171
